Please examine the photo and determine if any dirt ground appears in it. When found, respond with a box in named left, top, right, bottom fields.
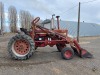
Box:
left=0, top=33, right=100, bottom=75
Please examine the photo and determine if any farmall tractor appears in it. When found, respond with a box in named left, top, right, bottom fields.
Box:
left=7, top=16, right=93, bottom=60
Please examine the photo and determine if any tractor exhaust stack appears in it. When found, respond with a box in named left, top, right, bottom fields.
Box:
left=56, top=16, right=60, bottom=30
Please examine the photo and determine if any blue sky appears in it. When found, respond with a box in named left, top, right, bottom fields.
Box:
left=0, top=0, right=100, bottom=24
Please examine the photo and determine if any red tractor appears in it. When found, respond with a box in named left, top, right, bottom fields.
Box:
left=7, top=16, right=93, bottom=60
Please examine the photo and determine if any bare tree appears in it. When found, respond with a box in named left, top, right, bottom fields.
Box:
left=0, top=2, right=4, bottom=35
left=8, top=6, right=17, bottom=33
left=19, top=10, right=33, bottom=30
left=20, top=10, right=25, bottom=28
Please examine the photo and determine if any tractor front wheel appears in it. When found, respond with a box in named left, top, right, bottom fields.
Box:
left=7, top=34, right=35, bottom=60
left=61, top=47, right=74, bottom=60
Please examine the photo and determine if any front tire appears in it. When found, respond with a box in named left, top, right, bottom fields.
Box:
left=7, top=34, right=35, bottom=60
left=61, top=47, right=74, bottom=60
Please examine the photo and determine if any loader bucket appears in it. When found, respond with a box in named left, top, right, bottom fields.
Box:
left=80, top=49, right=93, bottom=58
left=72, top=39, right=93, bottom=58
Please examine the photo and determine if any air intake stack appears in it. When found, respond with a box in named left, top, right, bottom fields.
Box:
left=51, top=14, right=55, bottom=30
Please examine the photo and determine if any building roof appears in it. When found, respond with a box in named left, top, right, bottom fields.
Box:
left=43, top=20, right=100, bottom=37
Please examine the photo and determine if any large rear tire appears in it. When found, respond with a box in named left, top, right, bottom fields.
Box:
left=7, top=34, right=35, bottom=60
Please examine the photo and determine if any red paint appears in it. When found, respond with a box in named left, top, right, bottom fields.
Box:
left=81, top=49, right=87, bottom=55
left=14, top=40, right=30, bottom=55
left=30, top=17, right=92, bottom=58
left=64, top=50, right=72, bottom=59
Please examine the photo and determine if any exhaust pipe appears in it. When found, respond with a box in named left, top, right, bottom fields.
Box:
left=56, top=16, right=60, bottom=30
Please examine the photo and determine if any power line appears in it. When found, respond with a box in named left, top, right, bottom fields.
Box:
left=81, top=0, right=98, bottom=4
left=57, top=0, right=98, bottom=16
left=58, top=5, right=78, bottom=15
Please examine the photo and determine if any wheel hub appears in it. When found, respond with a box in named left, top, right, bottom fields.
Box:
left=14, top=40, right=30, bottom=55
left=64, top=50, right=72, bottom=59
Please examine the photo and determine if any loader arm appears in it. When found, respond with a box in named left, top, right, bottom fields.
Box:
left=32, top=17, right=93, bottom=58
left=36, top=25, right=70, bottom=41
left=36, top=25, right=93, bottom=58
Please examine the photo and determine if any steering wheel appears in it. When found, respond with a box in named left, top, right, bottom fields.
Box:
left=32, top=17, right=40, bottom=24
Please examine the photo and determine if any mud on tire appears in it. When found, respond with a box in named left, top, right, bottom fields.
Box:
left=7, top=34, right=35, bottom=60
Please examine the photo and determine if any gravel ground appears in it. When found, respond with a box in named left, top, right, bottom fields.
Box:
left=0, top=33, right=100, bottom=75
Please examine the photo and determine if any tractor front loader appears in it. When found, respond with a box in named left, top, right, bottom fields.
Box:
left=7, top=16, right=93, bottom=60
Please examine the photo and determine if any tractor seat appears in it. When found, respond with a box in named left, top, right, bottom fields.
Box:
left=20, top=28, right=29, bottom=35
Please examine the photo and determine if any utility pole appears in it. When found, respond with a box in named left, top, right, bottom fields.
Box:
left=77, top=2, right=81, bottom=42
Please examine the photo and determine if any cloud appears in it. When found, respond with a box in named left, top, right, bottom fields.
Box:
left=0, top=0, right=100, bottom=23
left=5, top=12, right=8, bottom=19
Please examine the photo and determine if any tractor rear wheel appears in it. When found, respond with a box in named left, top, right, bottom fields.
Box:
left=7, top=34, right=35, bottom=60
left=61, top=47, right=74, bottom=60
